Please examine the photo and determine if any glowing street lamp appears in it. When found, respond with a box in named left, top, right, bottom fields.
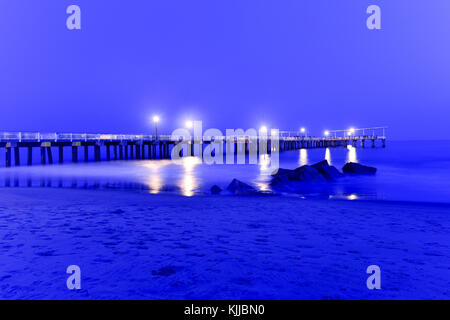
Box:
left=300, top=127, right=306, bottom=137
left=260, top=126, right=268, bottom=133
left=152, top=115, right=160, bottom=139
left=324, top=130, right=330, bottom=137
left=185, top=120, right=193, bottom=129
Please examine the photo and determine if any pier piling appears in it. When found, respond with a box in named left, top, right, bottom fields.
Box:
left=72, top=144, right=78, bottom=163
left=5, top=146, right=11, bottom=167
left=27, top=146, right=32, bottom=166
left=40, top=147, right=46, bottom=165
left=84, top=145, right=89, bottom=162
left=14, top=147, right=20, bottom=166
left=0, top=127, right=386, bottom=167
left=58, top=145, right=64, bottom=163
left=47, top=147, right=53, bottom=164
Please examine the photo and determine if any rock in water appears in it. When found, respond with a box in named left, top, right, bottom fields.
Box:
left=271, top=168, right=293, bottom=176
left=226, top=179, right=258, bottom=195
left=210, top=185, right=222, bottom=195
left=342, top=162, right=377, bottom=175
left=271, top=165, right=326, bottom=183
left=291, top=165, right=326, bottom=182
left=312, top=160, right=343, bottom=180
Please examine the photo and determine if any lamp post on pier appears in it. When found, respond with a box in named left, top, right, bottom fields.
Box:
left=300, top=127, right=306, bottom=137
left=153, top=115, right=160, bottom=140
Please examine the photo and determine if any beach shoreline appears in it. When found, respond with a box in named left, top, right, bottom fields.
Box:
left=0, top=187, right=449, bottom=299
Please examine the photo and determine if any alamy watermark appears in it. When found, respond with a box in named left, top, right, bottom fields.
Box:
left=366, top=265, right=381, bottom=290
left=66, top=5, right=81, bottom=30
left=66, top=4, right=381, bottom=31
left=66, top=265, right=81, bottom=290
left=169, top=121, right=280, bottom=172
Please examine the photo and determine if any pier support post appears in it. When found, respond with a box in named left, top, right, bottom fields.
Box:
left=72, top=144, right=79, bottom=163
left=84, top=145, right=89, bottom=162
left=135, top=144, right=141, bottom=160
left=159, top=143, right=163, bottom=159
left=382, top=139, right=386, bottom=148
left=147, top=144, right=152, bottom=159
left=130, top=144, right=134, bottom=159
left=94, top=145, right=101, bottom=162
left=124, top=145, right=129, bottom=160
left=114, top=145, right=118, bottom=160
left=27, top=146, right=32, bottom=166
left=58, top=145, right=64, bottom=164
left=141, top=144, right=145, bottom=159
left=14, top=146, right=20, bottom=167
left=5, top=146, right=11, bottom=167
left=47, top=147, right=53, bottom=164
left=40, top=147, right=46, bottom=165
left=165, top=143, right=170, bottom=159
left=371, top=139, right=375, bottom=148
left=106, top=144, right=111, bottom=161
left=153, top=144, right=157, bottom=159
left=119, top=145, right=124, bottom=160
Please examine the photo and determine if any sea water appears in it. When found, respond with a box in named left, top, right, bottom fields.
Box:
left=0, top=140, right=449, bottom=203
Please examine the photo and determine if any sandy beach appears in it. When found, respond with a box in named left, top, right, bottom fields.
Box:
left=0, top=187, right=449, bottom=299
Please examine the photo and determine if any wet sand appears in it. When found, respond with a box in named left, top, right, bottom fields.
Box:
left=0, top=188, right=449, bottom=299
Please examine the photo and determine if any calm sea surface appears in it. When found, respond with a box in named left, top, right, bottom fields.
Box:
left=1, top=140, right=450, bottom=203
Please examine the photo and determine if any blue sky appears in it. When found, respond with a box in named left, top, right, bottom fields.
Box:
left=0, top=1, right=449, bottom=139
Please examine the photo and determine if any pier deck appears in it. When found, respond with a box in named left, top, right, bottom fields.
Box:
left=0, top=127, right=386, bottom=167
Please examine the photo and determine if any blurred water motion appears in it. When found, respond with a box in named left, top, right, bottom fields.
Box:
left=1, top=141, right=450, bottom=203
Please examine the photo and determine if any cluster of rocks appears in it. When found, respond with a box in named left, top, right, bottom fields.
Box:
left=210, top=161, right=377, bottom=195
left=273, top=161, right=376, bottom=183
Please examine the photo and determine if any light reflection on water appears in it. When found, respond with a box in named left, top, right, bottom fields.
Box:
left=347, top=194, right=358, bottom=200
left=346, top=145, right=358, bottom=163
left=256, top=154, right=272, bottom=192
left=141, top=160, right=168, bottom=194
left=299, top=149, right=308, bottom=166
left=0, top=146, right=361, bottom=197
left=2, top=141, right=450, bottom=203
left=179, top=157, right=201, bottom=197
left=325, top=148, right=332, bottom=164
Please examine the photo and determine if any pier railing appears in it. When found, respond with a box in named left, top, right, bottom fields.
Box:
left=0, top=129, right=387, bottom=143
left=0, top=127, right=386, bottom=167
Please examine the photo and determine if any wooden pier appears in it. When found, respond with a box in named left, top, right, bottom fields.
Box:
left=0, top=127, right=386, bottom=167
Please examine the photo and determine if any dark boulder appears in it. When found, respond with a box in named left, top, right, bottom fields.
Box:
left=312, top=160, right=343, bottom=180
left=226, top=179, right=258, bottom=195
left=271, top=168, right=294, bottom=176
left=270, top=172, right=290, bottom=187
left=342, top=162, right=377, bottom=175
left=271, top=165, right=326, bottom=184
left=291, top=165, right=326, bottom=182
left=210, top=185, right=222, bottom=195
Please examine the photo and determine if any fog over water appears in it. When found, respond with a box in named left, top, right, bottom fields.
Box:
left=1, top=141, right=450, bottom=203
